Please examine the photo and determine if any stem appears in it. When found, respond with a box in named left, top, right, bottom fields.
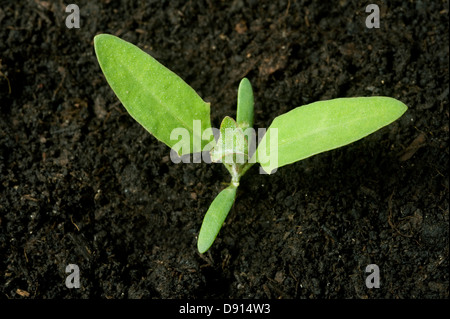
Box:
left=225, top=161, right=255, bottom=187
left=224, top=163, right=240, bottom=186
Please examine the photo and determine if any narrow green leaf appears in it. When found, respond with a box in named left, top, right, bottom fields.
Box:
left=197, top=184, right=237, bottom=253
left=94, top=34, right=213, bottom=154
left=236, top=78, right=254, bottom=130
left=256, top=97, right=407, bottom=173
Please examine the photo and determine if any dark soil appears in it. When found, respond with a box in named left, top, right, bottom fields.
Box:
left=0, top=0, right=448, bottom=299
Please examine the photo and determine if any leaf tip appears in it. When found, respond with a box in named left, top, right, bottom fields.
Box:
left=94, top=34, right=118, bottom=54
left=197, top=240, right=210, bottom=254
left=93, top=33, right=107, bottom=47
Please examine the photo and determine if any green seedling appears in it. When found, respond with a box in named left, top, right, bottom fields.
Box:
left=94, top=34, right=408, bottom=253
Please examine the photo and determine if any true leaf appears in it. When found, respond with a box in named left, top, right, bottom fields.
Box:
left=210, top=116, right=248, bottom=164
left=255, top=97, right=407, bottom=173
left=94, top=34, right=213, bottom=155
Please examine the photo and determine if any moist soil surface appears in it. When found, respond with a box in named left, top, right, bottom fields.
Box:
left=0, top=0, right=448, bottom=299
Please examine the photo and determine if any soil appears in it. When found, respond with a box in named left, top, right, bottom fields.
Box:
left=0, top=0, right=448, bottom=299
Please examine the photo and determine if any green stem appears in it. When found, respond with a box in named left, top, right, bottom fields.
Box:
left=224, top=161, right=255, bottom=187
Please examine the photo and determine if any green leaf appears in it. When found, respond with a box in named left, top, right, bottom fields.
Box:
left=94, top=34, right=213, bottom=155
left=236, top=78, right=254, bottom=130
left=255, top=97, right=407, bottom=173
left=197, top=184, right=237, bottom=253
left=210, top=116, right=248, bottom=164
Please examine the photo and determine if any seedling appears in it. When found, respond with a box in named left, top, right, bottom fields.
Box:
left=94, top=34, right=407, bottom=253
